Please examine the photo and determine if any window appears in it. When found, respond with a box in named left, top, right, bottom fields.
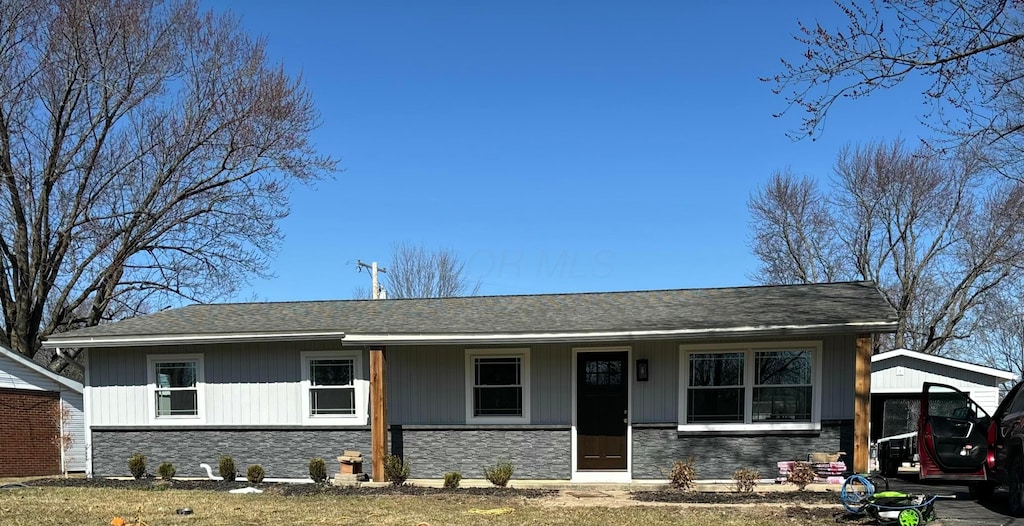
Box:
left=301, top=351, right=366, bottom=424
left=679, top=342, right=821, bottom=431
left=465, top=349, right=531, bottom=424
left=309, top=358, right=355, bottom=416
left=147, top=354, right=203, bottom=422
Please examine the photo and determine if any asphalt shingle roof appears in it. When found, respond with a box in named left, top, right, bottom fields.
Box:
left=45, top=281, right=896, bottom=344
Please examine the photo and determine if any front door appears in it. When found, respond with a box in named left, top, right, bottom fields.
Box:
left=577, top=351, right=628, bottom=470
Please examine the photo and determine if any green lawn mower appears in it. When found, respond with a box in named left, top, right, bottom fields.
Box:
left=841, top=474, right=939, bottom=526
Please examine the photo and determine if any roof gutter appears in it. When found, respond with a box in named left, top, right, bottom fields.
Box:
left=42, top=321, right=896, bottom=349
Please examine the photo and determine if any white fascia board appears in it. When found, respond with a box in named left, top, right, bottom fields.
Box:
left=872, top=348, right=1017, bottom=380
left=0, top=344, right=83, bottom=392
left=42, top=331, right=348, bottom=349
left=42, top=320, right=897, bottom=349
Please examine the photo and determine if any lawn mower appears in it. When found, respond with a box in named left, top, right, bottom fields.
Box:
left=840, top=474, right=939, bottom=526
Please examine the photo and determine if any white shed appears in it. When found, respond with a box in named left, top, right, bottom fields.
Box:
left=870, top=348, right=1016, bottom=442
left=0, top=345, right=84, bottom=475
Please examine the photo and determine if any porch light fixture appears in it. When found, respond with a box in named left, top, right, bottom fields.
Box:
left=636, top=359, right=649, bottom=382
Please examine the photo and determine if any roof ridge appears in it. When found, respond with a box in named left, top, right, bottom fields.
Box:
left=185, top=280, right=879, bottom=307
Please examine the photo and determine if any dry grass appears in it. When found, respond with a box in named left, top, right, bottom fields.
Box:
left=0, top=486, right=838, bottom=525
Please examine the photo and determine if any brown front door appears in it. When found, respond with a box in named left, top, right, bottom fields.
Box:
left=577, top=351, right=628, bottom=470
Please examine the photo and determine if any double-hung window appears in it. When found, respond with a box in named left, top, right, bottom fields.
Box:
left=465, top=349, right=531, bottom=424
left=680, top=342, right=820, bottom=431
left=148, top=354, right=204, bottom=422
left=301, top=351, right=366, bottom=424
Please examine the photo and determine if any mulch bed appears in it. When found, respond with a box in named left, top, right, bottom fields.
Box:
left=631, top=489, right=841, bottom=505
left=25, top=478, right=556, bottom=498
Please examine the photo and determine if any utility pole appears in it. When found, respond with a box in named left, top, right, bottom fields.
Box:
left=357, top=260, right=387, bottom=299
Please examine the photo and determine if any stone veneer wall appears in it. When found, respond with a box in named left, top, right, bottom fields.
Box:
left=92, top=426, right=573, bottom=480
left=391, top=426, right=571, bottom=479
left=91, top=428, right=373, bottom=479
left=631, top=420, right=853, bottom=480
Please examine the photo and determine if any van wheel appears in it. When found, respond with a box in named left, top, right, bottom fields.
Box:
left=1009, top=456, right=1024, bottom=516
left=968, top=481, right=996, bottom=501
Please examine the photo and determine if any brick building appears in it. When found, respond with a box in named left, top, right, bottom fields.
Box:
left=0, top=346, right=84, bottom=476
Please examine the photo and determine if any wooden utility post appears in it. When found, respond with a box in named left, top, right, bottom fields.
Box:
left=854, top=334, right=872, bottom=473
left=370, top=347, right=387, bottom=482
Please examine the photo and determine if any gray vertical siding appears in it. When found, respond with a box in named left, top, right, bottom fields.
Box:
left=530, top=344, right=571, bottom=424
left=88, top=334, right=858, bottom=428
left=631, top=341, right=678, bottom=423
left=387, top=346, right=464, bottom=425
left=821, top=334, right=856, bottom=420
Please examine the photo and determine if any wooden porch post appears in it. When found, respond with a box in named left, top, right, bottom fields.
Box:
left=854, top=334, right=872, bottom=473
left=370, top=347, right=387, bottom=482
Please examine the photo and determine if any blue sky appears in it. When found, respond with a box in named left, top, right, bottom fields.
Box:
left=203, top=0, right=930, bottom=301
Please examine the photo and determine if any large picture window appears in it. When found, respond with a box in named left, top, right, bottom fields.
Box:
left=301, top=351, right=366, bottom=424
left=465, top=349, right=531, bottom=424
left=148, top=354, right=204, bottom=422
left=679, top=342, right=821, bottom=431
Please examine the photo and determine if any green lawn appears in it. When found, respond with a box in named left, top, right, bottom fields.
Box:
left=0, top=486, right=844, bottom=526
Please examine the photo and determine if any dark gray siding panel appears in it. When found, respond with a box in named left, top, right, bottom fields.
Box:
left=822, top=334, right=855, bottom=420
left=91, top=428, right=372, bottom=478
left=632, top=421, right=852, bottom=479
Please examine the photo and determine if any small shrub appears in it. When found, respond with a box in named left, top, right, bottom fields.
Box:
left=383, top=454, right=410, bottom=486
left=786, top=462, right=817, bottom=491
left=128, top=453, right=146, bottom=480
left=668, top=456, right=697, bottom=491
left=732, top=468, right=760, bottom=493
left=247, top=464, right=265, bottom=484
left=483, top=460, right=514, bottom=487
left=219, top=456, right=237, bottom=482
left=443, top=471, right=462, bottom=489
left=309, top=457, right=328, bottom=484
left=157, top=462, right=176, bottom=481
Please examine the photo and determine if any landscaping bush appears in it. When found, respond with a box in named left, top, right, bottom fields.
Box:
left=127, top=453, right=146, bottom=480
left=309, top=457, right=328, bottom=484
left=157, top=462, right=176, bottom=481
left=483, top=460, right=514, bottom=487
left=443, top=471, right=462, bottom=489
left=219, top=456, right=237, bottom=482
left=383, top=454, right=410, bottom=486
left=247, top=464, right=265, bottom=484
left=732, top=468, right=759, bottom=493
left=786, top=462, right=816, bottom=491
left=668, top=456, right=697, bottom=491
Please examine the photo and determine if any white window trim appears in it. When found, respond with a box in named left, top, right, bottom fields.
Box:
left=678, top=341, right=822, bottom=433
left=301, top=350, right=368, bottom=426
left=465, top=348, right=531, bottom=424
left=147, top=353, right=205, bottom=425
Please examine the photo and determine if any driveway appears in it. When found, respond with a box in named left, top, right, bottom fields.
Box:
left=885, top=474, right=1019, bottom=525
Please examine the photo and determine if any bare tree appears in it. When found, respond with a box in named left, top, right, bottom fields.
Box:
left=0, top=0, right=337, bottom=360
left=355, top=243, right=481, bottom=299
left=972, top=286, right=1024, bottom=377
left=749, top=139, right=1024, bottom=354
left=765, top=0, right=1024, bottom=162
left=748, top=169, right=850, bottom=284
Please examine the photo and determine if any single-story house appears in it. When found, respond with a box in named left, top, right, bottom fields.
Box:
left=43, top=281, right=897, bottom=482
left=0, top=345, right=85, bottom=476
left=870, top=348, right=1016, bottom=442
